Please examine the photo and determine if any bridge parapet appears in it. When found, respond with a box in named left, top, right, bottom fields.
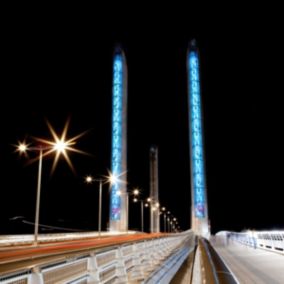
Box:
left=0, top=230, right=195, bottom=284
left=215, top=230, right=284, bottom=255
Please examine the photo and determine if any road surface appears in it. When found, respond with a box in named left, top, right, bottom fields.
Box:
left=212, top=241, right=284, bottom=283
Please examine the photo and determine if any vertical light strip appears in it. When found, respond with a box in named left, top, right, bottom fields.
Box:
left=188, top=51, right=206, bottom=218
left=110, top=54, right=123, bottom=221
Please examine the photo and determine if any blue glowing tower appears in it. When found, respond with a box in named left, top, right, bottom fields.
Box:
left=187, top=40, right=209, bottom=237
left=109, top=46, right=128, bottom=232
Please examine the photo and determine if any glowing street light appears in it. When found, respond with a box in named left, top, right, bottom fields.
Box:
left=85, top=175, right=104, bottom=237
left=18, top=144, right=44, bottom=246
left=133, top=189, right=139, bottom=196
left=167, top=217, right=171, bottom=233
left=17, top=120, right=85, bottom=245
left=131, top=188, right=145, bottom=232
left=161, top=207, right=167, bottom=232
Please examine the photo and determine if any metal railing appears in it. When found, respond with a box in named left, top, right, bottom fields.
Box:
left=144, top=232, right=195, bottom=283
left=0, top=230, right=194, bottom=284
left=221, top=230, right=284, bottom=254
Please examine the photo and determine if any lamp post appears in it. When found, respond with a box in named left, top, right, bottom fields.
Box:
left=167, top=217, right=171, bottom=233
left=167, top=211, right=171, bottom=233
left=99, top=180, right=102, bottom=236
left=17, top=120, right=84, bottom=245
left=16, top=144, right=44, bottom=245
left=161, top=207, right=166, bottom=233
left=126, top=193, right=129, bottom=232
left=132, top=189, right=144, bottom=232
left=86, top=176, right=103, bottom=237
left=34, top=148, right=43, bottom=245
left=144, top=201, right=150, bottom=232
left=18, top=144, right=49, bottom=245
left=18, top=143, right=67, bottom=245
left=141, top=200, right=144, bottom=232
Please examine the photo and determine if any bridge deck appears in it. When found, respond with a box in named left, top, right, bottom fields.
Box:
left=212, top=241, right=284, bottom=283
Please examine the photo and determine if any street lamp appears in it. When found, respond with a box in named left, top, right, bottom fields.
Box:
left=132, top=188, right=144, bottom=232
left=85, top=175, right=103, bottom=237
left=167, top=217, right=171, bottom=233
left=161, top=207, right=166, bottom=232
left=17, top=120, right=84, bottom=245
left=18, top=143, right=64, bottom=245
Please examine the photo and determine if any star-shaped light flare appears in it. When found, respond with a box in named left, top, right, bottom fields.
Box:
left=105, top=169, right=127, bottom=186
left=17, top=119, right=88, bottom=174
left=38, top=119, right=87, bottom=173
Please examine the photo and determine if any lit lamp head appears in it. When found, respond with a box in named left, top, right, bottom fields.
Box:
left=34, top=119, right=86, bottom=174
left=18, top=142, right=28, bottom=153
left=52, top=140, right=68, bottom=153
left=108, top=173, right=117, bottom=185
left=85, top=175, right=94, bottom=184
left=133, top=189, right=139, bottom=196
left=106, top=170, right=127, bottom=186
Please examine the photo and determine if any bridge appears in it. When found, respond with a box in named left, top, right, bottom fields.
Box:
left=0, top=229, right=283, bottom=283
left=1, top=41, right=283, bottom=283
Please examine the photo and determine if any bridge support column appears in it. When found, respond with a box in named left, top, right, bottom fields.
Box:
left=187, top=40, right=210, bottom=238
left=109, top=46, right=128, bottom=233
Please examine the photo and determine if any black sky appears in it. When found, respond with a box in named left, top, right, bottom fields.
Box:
left=1, top=9, right=283, bottom=235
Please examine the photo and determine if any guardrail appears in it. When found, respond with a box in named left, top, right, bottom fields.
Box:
left=0, top=230, right=194, bottom=284
left=192, top=238, right=238, bottom=284
left=144, top=232, right=195, bottom=283
left=217, top=230, right=284, bottom=255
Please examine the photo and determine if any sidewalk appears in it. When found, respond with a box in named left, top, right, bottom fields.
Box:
left=212, top=241, right=284, bottom=283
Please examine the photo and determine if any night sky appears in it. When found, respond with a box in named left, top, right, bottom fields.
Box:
left=1, top=10, right=283, bottom=235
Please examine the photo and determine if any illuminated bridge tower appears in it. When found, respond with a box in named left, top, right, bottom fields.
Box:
left=109, top=46, right=128, bottom=232
left=187, top=40, right=209, bottom=237
left=149, top=146, right=160, bottom=233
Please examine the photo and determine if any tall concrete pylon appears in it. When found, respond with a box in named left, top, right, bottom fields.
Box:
left=187, top=40, right=210, bottom=237
left=149, top=146, right=160, bottom=233
left=109, top=46, right=128, bottom=232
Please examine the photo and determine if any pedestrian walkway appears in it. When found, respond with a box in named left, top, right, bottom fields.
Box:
left=212, top=241, right=284, bottom=283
